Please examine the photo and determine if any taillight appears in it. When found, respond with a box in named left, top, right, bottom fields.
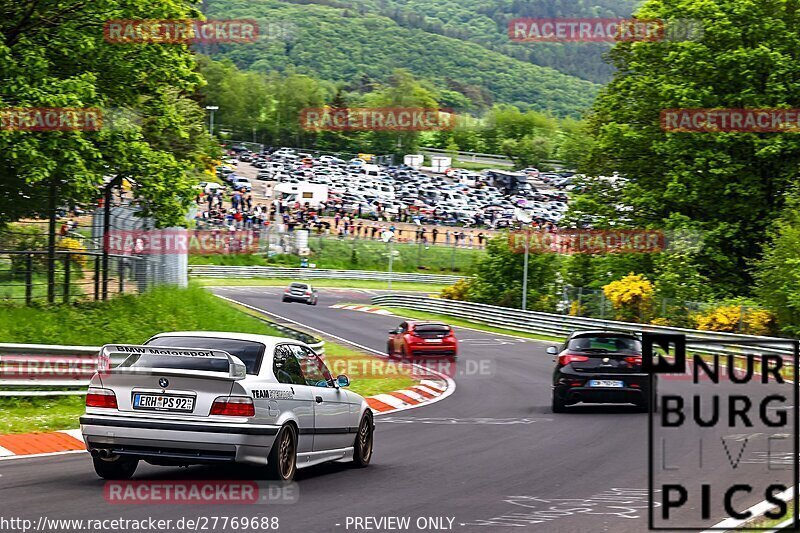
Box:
left=557, top=354, right=589, bottom=366
left=86, top=387, right=117, bottom=409
left=625, top=356, right=643, bottom=366
left=305, top=291, right=312, bottom=295
left=210, top=396, right=255, bottom=417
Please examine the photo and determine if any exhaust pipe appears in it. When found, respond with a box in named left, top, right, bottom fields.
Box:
left=90, top=448, right=114, bottom=459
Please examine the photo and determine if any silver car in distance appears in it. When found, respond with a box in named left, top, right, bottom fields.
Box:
left=80, top=332, right=374, bottom=481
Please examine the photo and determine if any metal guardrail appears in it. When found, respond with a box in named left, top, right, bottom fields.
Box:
left=419, top=147, right=514, bottom=167
left=371, top=295, right=796, bottom=358
left=0, top=333, right=325, bottom=395
left=189, top=265, right=466, bottom=284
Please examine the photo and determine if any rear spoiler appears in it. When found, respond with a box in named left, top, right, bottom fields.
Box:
left=98, top=344, right=247, bottom=381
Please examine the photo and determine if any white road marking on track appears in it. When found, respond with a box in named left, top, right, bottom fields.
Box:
left=377, top=417, right=550, bottom=425
left=0, top=445, right=14, bottom=457
left=213, top=294, right=456, bottom=415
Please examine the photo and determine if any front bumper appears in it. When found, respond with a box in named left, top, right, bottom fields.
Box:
left=80, top=415, right=279, bottom=465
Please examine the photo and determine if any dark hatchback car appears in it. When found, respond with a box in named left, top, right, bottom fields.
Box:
left=549, top=331, right=650, bottom=412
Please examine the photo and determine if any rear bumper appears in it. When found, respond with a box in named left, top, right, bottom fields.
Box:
left=407, top=344, right=457, bottom=357
left=80, top=415, right=279, bottom=465
left=554, top=385, right=646, bottom=405
left=283, top=295, right=312, bottom=303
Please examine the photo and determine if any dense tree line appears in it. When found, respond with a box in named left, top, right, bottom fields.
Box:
left=200, top=58, right=592, bottom=168
left=0, top=0, right=216, bottom=227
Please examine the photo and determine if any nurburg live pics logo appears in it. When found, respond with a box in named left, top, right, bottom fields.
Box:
left=644, top=332, right=800, bottom=530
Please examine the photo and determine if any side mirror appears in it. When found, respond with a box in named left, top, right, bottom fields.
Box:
left=546, top=346, right=559, bottom=355
left=336, top=375, right=350, bottom=388
left=389, top=328, right=400, bottom=334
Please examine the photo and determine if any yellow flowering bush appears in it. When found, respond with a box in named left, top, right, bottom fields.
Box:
left=569, top=300, right=586, bottom=316
left=602, top=273, right=655, bottom=322
left=694, top=305, right=775, bottom=335
left=57, top=237, right=88, bottom=267
left=440, top=279, right=472, bottom=301
left=744, top=309, right=775, bottom=336
left=650, top=317, right=671, bottom=327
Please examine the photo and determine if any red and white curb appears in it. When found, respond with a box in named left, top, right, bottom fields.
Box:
left=365, top=378, right=449, bottom=414
left=330, top=303, right=393, bottom=315
left=0, top=429, right=85, bottom=460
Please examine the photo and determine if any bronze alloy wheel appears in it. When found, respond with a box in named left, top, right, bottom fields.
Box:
left=279, top=426, right=297, bottom=479
left=352, top=414, right=373, bottom=467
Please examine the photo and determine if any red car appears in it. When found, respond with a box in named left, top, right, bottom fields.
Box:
left=387, top=321, right=458, bottom=358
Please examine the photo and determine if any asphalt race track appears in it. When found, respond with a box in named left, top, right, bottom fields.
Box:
left=0, top=286, right=795, bottom=532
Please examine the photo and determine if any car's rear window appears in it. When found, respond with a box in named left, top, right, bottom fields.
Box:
left=568, top=336, right=641, bottom=352
left=145, top=336, right=265, bottom=374
left=290, top=283, right=308, bottom=289
left=413, top=324, right=451, bottom=333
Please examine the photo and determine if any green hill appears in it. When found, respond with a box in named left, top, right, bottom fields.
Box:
left=204, top=0, right=601, bottom=116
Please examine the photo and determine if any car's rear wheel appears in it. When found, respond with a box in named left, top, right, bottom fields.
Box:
left=267, top=424, right=297, bottom=481
left=386, top=342, right=394, bottom=356
left=352, top=412, right=374, bottom=468
left=551, top=392, right=567, bottom=413
left=282, top=297, right=289, bottom=303
left=92, top=456, right=138, bottom=480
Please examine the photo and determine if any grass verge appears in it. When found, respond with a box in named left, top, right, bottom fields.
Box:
left=193, top=277, right=448, bottom=293
left=0, top=286, right=416, bottom=433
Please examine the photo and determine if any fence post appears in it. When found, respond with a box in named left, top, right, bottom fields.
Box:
left=25, top=254, right=33, bottom=306
left=46, top=179, right=57, bottom=304
left=600, top=291, right=605, bottom=320
left=119, top=258, right=124, bottom=294
left=94, top=255, right=100, bottom=300
left=63, top=253, right=71, bottom=304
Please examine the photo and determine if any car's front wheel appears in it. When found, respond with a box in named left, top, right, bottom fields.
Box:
left=352, top=412, right=374, bottom=468
left=551, top=392, right=567, bottom=413
left=266, top=424, right=298, bottom=481
left=92, top=456, right=138, bottom=480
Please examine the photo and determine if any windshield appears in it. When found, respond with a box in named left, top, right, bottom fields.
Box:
left=146, top=336, right=265, bottom=374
